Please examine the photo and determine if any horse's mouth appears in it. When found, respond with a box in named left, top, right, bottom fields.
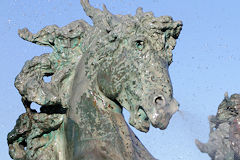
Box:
left=136, top=106, right=171, bottom=131
left=137, top=106, right=149, bottom=122
left=129, top=100, right=178, bottom=132
left=132, top=106, right=150, bottom=132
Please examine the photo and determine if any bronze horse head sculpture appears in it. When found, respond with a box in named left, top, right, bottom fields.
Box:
left=8, top=0, right=182, bottom=159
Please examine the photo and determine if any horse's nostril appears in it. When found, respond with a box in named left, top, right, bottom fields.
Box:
left=154, top=96, right=165, bottom=106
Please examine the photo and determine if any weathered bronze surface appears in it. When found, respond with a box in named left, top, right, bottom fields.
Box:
left=8, top=0, right=182, bottom=159
left=196, top=93, right=240, bottom=160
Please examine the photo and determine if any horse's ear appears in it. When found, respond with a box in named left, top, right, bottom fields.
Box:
left=18, top=20, right=91, bottom=48
left=80, top=0, right=119, bottom=32
left=80, top=0, right=103, bottom=25
left=80, top=0, right=111, bottom=17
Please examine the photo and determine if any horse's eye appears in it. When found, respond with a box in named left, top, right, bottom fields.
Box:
left=136, top=40, right=144, bottom=51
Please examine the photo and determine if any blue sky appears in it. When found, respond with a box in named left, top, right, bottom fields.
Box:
left=1, top=0, right=240, bottom=159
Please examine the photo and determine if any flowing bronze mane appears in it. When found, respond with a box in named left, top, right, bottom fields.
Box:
left=8, top=0, right=182, bottom=159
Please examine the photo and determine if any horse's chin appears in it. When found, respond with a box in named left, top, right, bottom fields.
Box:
left=151, top=115, right=171, bottom=130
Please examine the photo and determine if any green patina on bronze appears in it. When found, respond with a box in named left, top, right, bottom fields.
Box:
left=8, top=0, right=182, bottom=159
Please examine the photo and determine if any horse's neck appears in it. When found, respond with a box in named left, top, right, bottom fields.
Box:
left=66, top=94, right=155, bottom=160
left=108, top=112, right=156, bottom=160
left=66, top=61, right=155, bottom=159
